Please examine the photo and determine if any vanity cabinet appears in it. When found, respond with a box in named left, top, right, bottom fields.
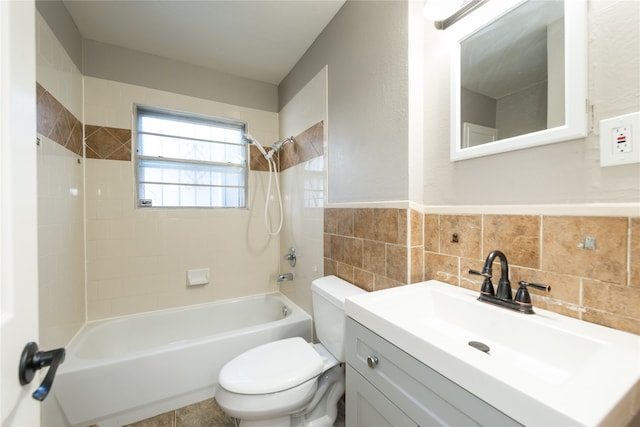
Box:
left=345, top=318, right=520, bottom=426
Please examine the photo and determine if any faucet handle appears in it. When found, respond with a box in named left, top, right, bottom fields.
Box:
left=468, top=269, right=491, bottom=278
left=518, top=281, right=551, bottom=293
left=469, top=269, right=495, bottom=296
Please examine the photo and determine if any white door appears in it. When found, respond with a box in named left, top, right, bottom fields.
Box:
left=0, top=1, right=40, bottom=426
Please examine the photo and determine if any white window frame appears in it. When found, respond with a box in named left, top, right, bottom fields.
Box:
left=134, top=105, right=248, bottom=208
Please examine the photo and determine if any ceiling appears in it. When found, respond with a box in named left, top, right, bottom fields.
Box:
left=62, top=0, right=346, bottom=85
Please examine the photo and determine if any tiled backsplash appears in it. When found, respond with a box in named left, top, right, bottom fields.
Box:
left=324, top=208, right=423, bottom=291
left=325, top=209, right=640, bottom=335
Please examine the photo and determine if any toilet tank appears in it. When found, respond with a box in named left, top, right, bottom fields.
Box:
left=311, top=275, right=366, bottom=361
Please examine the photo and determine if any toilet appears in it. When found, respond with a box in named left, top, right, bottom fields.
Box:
left=215, top=275, right=365, bottom=427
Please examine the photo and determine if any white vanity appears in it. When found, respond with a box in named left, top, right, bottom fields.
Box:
left=344, top=281, right=640, bottom=426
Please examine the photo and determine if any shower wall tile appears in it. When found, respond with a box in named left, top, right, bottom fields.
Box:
left=83, top=77, right=281, bottom=320
left=36, top=11, right=86, bottom=355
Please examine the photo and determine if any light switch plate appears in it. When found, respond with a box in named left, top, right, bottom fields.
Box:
left=600, top=112, right=640, bottom=167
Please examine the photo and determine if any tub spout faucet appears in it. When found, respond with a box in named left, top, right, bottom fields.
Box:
left=277, top=273, right=294, bottom=282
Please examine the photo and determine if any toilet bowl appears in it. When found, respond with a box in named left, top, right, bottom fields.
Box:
left=215, top=275, right=365, bottom=427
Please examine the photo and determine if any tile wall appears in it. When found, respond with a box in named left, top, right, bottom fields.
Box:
left=81, top=76, right=282, bottom=320
left=36, top=12, right=86, bottom=350
left=325, top=209, right=640, bottom=335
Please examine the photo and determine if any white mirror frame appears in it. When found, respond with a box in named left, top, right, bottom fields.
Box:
left=449, top=0, right=587, bottom=161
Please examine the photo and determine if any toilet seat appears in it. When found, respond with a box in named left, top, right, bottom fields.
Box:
left=219, top=337, right=324, bottom=395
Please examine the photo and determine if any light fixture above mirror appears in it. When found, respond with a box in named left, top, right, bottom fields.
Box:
left=448, top=0, right=588, bottom=161
left=424, top=0, right=488, bottom=30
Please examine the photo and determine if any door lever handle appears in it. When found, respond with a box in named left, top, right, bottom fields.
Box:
left=19, top=342, right=65, bottom=401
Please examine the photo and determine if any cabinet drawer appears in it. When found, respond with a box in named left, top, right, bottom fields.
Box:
left=346, top=318, right=520, bottom=426
left=346, top=366, right=418, bottom=427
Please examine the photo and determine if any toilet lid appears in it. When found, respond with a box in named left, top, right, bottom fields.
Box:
left=219, top=337, right=324, bottom=395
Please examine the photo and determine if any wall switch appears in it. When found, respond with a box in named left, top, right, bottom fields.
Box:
left=600, top=112, right=640, bottom=167
left=187, top=268, right=209, bottom=286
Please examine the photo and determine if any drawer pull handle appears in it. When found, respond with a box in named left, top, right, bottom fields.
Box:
left=366, top=355, right=379, bottom=369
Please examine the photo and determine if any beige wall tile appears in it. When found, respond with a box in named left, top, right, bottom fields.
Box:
left=323, top=233, right=331, bottom=258
left=542, top=216, right=627, bottom=284
left=362, top=240, right=386, bottom=276
left=424, top=214, right=439, bottom=252
left=424, top=252, right=459, bottom=286
left=324, top=208, right=337, bottom=234
left=583, top=309, right=640, bottom=336
left=374, top=275, right=402, bottom=291
left=324, top=258, right=337, bottom=276
left=354, top=268, right=374, bottom=292
left=335, top=208, right=354, bottom=237
left=410, top=209, right=423, bottom=247
left=510, top=266, right=581, bottom=305
left=410, top=246, right=424, bottom=284
left=336, top=262, right=354, bottom=283
left=374, top=208, right=401, bottom=244
left=386, top=244, right=407, bottom=283
left=483, top=215, right=540, bottom=269
left=330, top=235, right=363, bottom=268
left=631, top=218, right=640, bottom=289
left=439, top=215, right=482, bottom=259
left=354, top=208, right=376, bottom=240
left=583, top=279, right=640, bottom=320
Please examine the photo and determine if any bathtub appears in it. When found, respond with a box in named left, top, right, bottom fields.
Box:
left=52, top=292, right=312, bottom=427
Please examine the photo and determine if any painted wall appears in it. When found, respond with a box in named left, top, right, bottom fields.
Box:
left=35, top=12, right=85, bottom=350
left=83, top=77, right=281, bottom=319
left=279, top=0, right=409, bottom=204
left=423, top=0, right=640, bottom=206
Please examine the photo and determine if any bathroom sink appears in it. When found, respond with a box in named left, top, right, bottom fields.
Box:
left=345, top=280, right=640, bottom=426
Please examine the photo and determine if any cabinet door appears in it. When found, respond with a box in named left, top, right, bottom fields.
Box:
left=346, top=366, right=418, bottom=427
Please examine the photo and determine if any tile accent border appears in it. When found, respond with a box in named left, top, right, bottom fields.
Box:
left=251, top=121, right=323, bottom=172
left=85, top=125, right=132, bottom=161
left=36, top=82, right=83, bottom=156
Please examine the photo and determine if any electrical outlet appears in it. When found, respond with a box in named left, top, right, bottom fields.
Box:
left=612, top=126, right=631, bottom=153
left=600, top=112, right=640, bottom=167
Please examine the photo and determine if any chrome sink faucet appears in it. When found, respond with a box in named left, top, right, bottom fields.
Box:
left=469, top=250, right=550, bottom=314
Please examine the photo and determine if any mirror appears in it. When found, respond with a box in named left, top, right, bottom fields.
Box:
left=449, top=0, right=587, bottom=161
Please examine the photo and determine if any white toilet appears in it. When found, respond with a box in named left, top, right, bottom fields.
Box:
left=215, top=275, right=365, bottom=427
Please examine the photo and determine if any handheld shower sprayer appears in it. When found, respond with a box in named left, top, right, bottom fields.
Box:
left=242, top=133, right=295, bottom=235
left=242, top=133, right=268, bottom=158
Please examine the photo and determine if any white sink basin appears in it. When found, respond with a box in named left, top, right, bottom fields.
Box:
left=345, top=280, right=640, bottom=426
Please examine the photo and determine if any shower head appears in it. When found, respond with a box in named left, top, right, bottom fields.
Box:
left=271, top=137, right=294, bottom=153
left=242, top=133, right=268, bottom=157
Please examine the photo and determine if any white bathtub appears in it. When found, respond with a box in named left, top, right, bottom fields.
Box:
left=52, top=293, right=312, bottom=427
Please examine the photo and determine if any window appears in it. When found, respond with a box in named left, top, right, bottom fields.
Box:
left=136, top=106, right=247, bottom=208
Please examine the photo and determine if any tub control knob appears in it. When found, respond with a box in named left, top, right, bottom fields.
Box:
left=366, top=355, right=379, bottom=369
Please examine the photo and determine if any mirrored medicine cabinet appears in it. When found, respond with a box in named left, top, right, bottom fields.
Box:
left=449, top=0, right=588, bottom=161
